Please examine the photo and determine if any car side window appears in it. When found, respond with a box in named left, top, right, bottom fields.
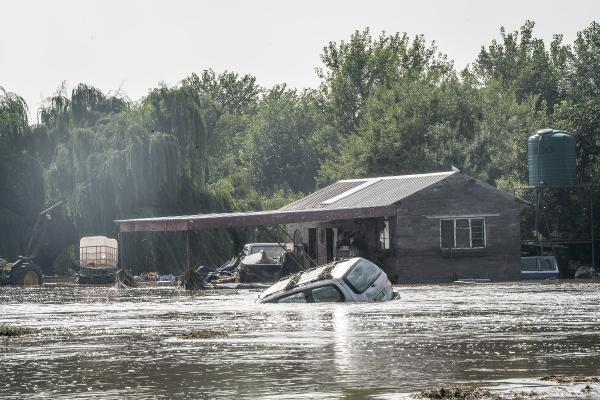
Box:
left=276, top=292, right=307, bottom=303
left=344, top=260, right=381, bottom=294
left=309, top=285, right=344, bottom=302
left=373, top=289, right=387, bottom=301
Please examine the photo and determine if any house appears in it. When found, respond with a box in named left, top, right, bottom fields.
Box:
left=282, top=171, right=524, bottom=284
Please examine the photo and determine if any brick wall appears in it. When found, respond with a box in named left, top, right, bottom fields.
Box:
left=392, top=173, right=523, bottom=283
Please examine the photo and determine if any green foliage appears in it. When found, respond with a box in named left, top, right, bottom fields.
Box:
left=242, top=86, right=320, bottom=193
left=146, top=85, right=206, bottom=187
left=318, top=28, right=452, bottom=135
left=567, top=21, right=600, bottom=101
left=475, top=20, right=563, bottom=111
left=0, top=154, right=44, bottom=260
left=554, top=98, right=600, bottom=183
left=0, top=88, right=29, bottom=154
left=182, top=70, right=260, bottom=185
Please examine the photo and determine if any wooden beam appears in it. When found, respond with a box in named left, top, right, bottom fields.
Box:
left=116, top=206, right=397, bottom=233
left=119, top=220, right=191, bottom=233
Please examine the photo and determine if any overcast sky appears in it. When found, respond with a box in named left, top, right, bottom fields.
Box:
left=1, top=0, right=598, bottom=121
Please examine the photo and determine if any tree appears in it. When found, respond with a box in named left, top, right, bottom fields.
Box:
left=475, top=20, right=564, bottom=112
left=0, top=87, right=29, bottom=154
left=242, top=86, right=320, bottom=194
left=181, top=70, right=260, bottom=184
left=0, top=88, right=45, bottom=261
left=318, top=28, right=452, bottom=136
left=565, top=21, right=600, bottom=101
left=145, top=85, right=206, bottom=187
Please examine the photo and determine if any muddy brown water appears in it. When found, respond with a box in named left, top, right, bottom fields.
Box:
left=1, top=281, right=600, bottom=399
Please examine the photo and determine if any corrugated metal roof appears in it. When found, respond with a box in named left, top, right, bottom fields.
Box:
left=280, top=180, right=368, bottom=210
left=282, top=171, right=455, bottom=210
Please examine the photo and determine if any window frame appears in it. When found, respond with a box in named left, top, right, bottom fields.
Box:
left=439, top=217, right=487, bottom=250
left=272, top=284, right=346, bottom=303
left=307, top=284, right=345, bottom=302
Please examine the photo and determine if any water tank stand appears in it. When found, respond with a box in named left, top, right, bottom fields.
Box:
left=517, top=185, right=596, bottom=271
left=534, top=188, right=558, bottom=261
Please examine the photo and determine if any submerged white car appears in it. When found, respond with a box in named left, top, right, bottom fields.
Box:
left=258, top=257, right=399, bottom=303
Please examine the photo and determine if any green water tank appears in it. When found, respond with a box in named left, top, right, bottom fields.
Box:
left=528, top=128, right=576, bottom=186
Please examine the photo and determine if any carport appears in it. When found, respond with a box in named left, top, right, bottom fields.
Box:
left=114, top=205, right=397, bottom=268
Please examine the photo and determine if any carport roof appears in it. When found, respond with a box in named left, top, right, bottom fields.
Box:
left=116, top=205, right=397, bottom=233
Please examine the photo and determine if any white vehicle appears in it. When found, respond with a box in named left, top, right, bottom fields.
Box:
left=258, top=257, right=399, bottom=303
left=242, top=243, right=287, bottom=259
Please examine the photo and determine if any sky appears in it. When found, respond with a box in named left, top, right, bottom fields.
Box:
left=1, top=0, right=599, bottom=121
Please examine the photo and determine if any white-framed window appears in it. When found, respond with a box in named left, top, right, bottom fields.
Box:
left=440, top=218, right=486, bottom=249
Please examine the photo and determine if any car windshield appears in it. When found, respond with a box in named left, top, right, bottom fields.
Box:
left=521, top=258, right=557, bottom=271
left=343, top=259, right=381, bottom=294
left=521, top=258, right=538, bottom=271
left=250, top=246, right=285, bottom=259
left=539, top=258, right=556, bottom=271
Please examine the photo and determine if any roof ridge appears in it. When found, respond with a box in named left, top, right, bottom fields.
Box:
left=321, top=178, right=381, bottom=205
left=339, top=170, right=455, bottom=182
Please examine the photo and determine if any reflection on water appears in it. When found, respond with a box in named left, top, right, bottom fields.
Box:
left=1, top=282, right=600, bottom=399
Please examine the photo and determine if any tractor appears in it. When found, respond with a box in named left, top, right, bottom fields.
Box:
left=0, top=202, right=63, bottom=286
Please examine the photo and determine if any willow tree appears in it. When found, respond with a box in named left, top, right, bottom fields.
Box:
left=145, top=85, right=206, bottom=188
left=0, top=87, right=29, bottom=153
left=181, top=70, right=260, bottom=184
left=0, top=88, right=44, bottom=259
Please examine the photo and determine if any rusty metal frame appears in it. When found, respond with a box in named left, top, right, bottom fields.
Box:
left=115, top=205, right=398, bottom=233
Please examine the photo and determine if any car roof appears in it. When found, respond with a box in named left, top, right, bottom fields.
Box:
left=259, top=257, right=362, bottom=299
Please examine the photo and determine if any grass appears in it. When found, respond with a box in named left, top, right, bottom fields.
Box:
left=178, top=329, right=227, bottom=339
left=417, top=385, right=501, bottom=400
left=541, top=375, right=600, bottom=383
left=0, top=323, right=34, bottom=337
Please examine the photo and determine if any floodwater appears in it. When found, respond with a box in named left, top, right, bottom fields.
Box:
left=1, top=281, right=600, bottom=399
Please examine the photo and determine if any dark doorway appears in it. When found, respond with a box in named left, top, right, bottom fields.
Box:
left=326, top=228, right=334, bottom=262
left=308, top=228, right=317, bottom=261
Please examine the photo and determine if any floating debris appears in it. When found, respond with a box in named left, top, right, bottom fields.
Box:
left=416, top=385, right=500, bottom=399
left=180, top=268, right=204, bottom=290
left=0, top=323, right=33, bottom=337
left=178, top=329, right=227, bottom=339
left=541, top=375, right=600, bottom=383
left=115, top=268, right=137, bottom=288
left=318, top=262, right=336, bottom=280
left=509, top=391, right=542, bottom=398
left=283, top=272, right=301, bottom=291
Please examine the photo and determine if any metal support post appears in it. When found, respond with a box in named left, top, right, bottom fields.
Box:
left=591, top=189, right=595, bottom=268
left=186, top=231, right=190, bottom=270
